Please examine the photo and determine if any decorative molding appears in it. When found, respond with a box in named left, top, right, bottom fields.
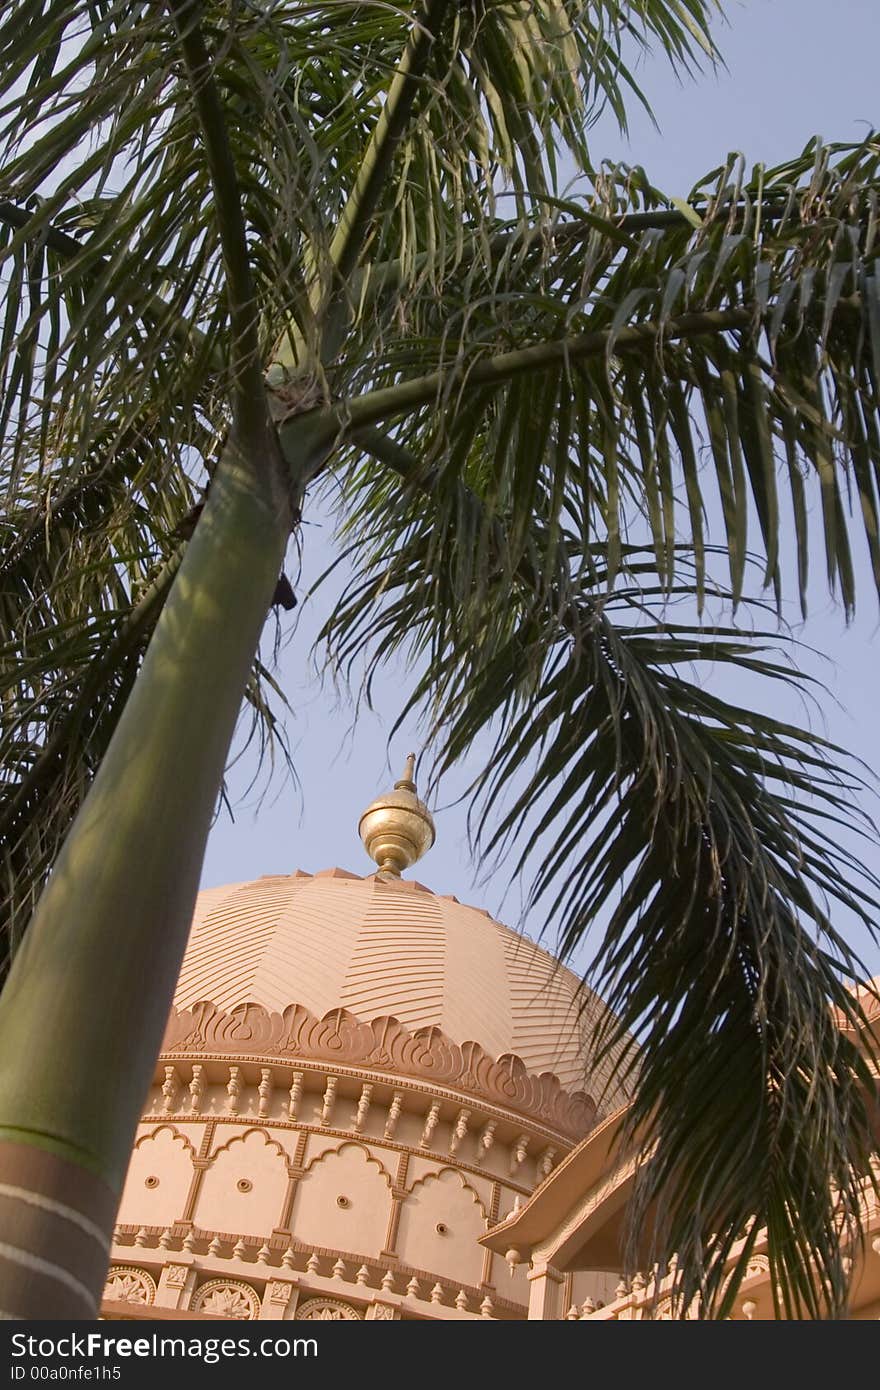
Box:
left=406, top=1167, right=488, bottom=1221
left=192, top=1279, right=259, bottom=1319
left=132, top=1124, right=196, bottom=1158
left=206, top=1125, right=290, bottom=1165
left=104, top=1267, right=156, bottom=1306
left=296, top=1297, right=361, bottom=1320
left=135, top=1118, right=539, bottom=1202
left=198, top=1119, right=217, bottom=1159
left=261, top=1279, right=296, bottom=1318
left=365, top=1301, right=398, bottom=1320
left=300, top=1139, right=393, bottom=1186
left=106, top=1232, right=529, bottom=1317
left=161, top=1002, right=597, bottom=1138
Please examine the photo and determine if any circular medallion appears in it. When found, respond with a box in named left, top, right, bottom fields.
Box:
left=104, top=1266, right=156, bottom=1306
left=191, top=1279, right=260, bottom=1319
left=296, top=1297, right=361, bottom=1320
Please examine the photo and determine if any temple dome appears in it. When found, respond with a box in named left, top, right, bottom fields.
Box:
left=107, top=861, right=625, bottom=1321
left=173, top=867, right=616, bottom=1100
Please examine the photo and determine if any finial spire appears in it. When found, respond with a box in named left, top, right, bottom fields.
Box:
left=396, top=753, right=417, bottom=791
left=358, top=754, right=435, bottom=878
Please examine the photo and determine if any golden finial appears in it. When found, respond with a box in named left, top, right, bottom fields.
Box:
left=358, top=754, right=436, bottom=878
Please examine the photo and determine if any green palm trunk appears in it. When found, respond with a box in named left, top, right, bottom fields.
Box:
left=0, top=427, right=298, bottom=1315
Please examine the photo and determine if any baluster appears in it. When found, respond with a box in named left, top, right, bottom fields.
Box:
left=448, top=1109, right=470, bottom=1154
left=475, top=1119, right=496, bottom=1165
left=258, top=1068, right=272, bottom=1118
left=320, top=1076, right=338, bottom=1126
left=226, top=1066, right=242, bottom=1115
left=161, top=1067, right=178, bottom=1115
left=420, top=1102, right=441, bottom=1149
left=510, top=1134, right=529, bottom=1174
left=352, top=1083, right=373, bottom=1133
left=288, top=1071, right=303, bottom=1121
left=189, top=1065, right=205, bottom=1114
left=384, top=1092, right=404, bottom=1139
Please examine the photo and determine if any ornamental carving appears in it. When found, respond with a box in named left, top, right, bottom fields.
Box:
left=162, top=1265, right=190, bottom=1289
left=161, top=1002, right=597, bottom=1138
left=266, top=1280, right=295, bottom=1305
left=191, top=1279, right=259, bottom=1319
left=296, top=1298, right=361, bottom=1320
left=104, top=1267, right=156, bottom=1306
left=368, top=1303, right=396, bottom=1319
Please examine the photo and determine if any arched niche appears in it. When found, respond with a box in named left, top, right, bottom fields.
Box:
left=396, top=1167, right=487, bottom=1287
left=194, top=1129, right=288, bottom=1235
left=118, top=1126, right=195, bottom=1228
left=292, top=1142, right=391, bottom=1259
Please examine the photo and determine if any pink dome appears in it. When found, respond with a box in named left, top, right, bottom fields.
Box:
left=174, top=868, right=621, bottom=1105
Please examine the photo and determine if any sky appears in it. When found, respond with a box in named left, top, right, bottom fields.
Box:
left=200, top=0, right=880, bottom=977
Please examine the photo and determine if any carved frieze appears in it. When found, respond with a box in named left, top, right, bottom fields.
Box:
left=161, top=1002, right=596, bottom=1138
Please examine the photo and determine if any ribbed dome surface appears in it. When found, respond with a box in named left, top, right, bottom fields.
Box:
left=175, top=868, right=608, bottom=1096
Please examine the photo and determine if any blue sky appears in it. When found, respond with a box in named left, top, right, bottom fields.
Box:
left=200, top=0, right=880, bottom=977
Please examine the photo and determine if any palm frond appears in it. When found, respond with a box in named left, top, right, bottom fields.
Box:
left=313, top=425, right=879, bottom=1318
left=303, top=139, right=880, bottom=617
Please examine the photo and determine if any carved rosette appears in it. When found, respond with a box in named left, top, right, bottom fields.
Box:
left=104, top=1267, right=156, bottom=1306
left=161, top=1001, right=597, bottom=1138
left=191, top=1280, right=260, bottom=1319
left=296, top=1298, right=361, bottom=1321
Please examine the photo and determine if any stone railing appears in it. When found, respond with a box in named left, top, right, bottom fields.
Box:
left=107, top=1224, right=524, bottom=1321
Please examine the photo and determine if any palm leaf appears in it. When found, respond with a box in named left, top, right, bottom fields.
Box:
left=316, top=448, right=879, bottom=1317
left=300, top=140, right=880, bottom=617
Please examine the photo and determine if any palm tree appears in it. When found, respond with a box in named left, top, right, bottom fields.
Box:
left=0, top=0, right=878, bottom=1319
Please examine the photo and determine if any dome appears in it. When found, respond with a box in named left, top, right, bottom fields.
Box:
left=173, top=867, right=615, bottom=1101
left=106, top=856, right=624, bottom=1321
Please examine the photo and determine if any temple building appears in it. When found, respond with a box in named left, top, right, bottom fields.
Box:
left=101, top=761, right=880, bottom=1321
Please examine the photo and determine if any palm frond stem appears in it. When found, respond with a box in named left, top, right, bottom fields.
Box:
left=167, top=0, right=265, bottom=433
left=296, top=305, right=758, bottom=446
